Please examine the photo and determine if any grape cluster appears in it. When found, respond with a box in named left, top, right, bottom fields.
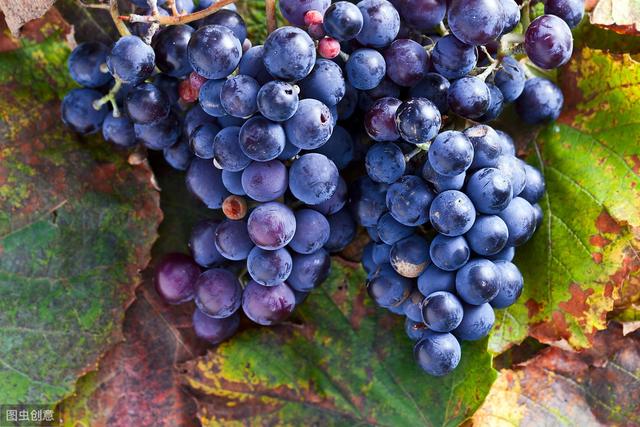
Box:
left=62, top=1, right=358, bottom=345
left=61, top=0, right=580, bottom=375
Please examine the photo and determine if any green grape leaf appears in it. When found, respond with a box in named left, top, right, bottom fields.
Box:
left=181, top=261, right=497, bottom=427
left=0, top=32, right=161, bottom=405
left=489, top=47, right=640, bottom=353
left=475, top=323, right=640, bottom=426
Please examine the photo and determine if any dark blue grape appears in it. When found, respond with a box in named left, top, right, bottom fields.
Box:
left=515, top=78, right=564, bottom=124
left=247, top=247, right=293, bottom=286
left=125, top=83, right=170, bottom=124
left=467, top=168, right=513, bottom=214
left=447, top=76, right=490, bottom=119
left=453, top=303, right=495, bottom=340
left=289, top=153, right=339, bottom=204
left=68, top=42, right=112, bottom=88
left=300, top=59, right=346, bottom=106
left=396, top=0, right=445, bottom=31
left=455, top=258, right=500, bottom=305
left=202, top=9, right=247, bottom=41
left=521, top=163, right=546, bottom=204
left=429, top=234, right=470, bottom=271
left=362, top=242, right=378, bottom=275
left=278, top=0, right=331, bottom=26
left=184, top=104, right=218, bottom=137
left=465, top=215, right=509, bottom=256
left=431, top=35, right=477, bottom=80
left=198, top=79, right=226, bottom=117
left=428, top=130, right=473, bottom=176
left=256, top=80, right=299, bottom=122
left=189, top=219, right=225, bottom=268
left=376, top=212, right=415, bottom=245
left=285, top=99, right=334, bottom=149
left=241, top=160, right=288, bottom=202
left=155, top=253, right=200, bottom=304
left=215, top=219, right=254, bottom=260
left=263, top=26, right=316, bottom=81
left=421, top=291, right=464, bottom=332
left=429, top=190, right=476, bottom=236
left=495, top=130, right=516, bottom=157
left=134, top=111, right=181, bottom=150
left=525, top=15, right=573, bottom=69
left=314, top=176, right=348, bottom=215
left=350, top=176, right=389, bottom=226
left=498, top=197, right=537, bottom=246
left=345, top=48, right=387, bottom=90
left=403, top=290, right=424, bottom=322
left=212, top=126, right=251, bottom=171
left=152, top=25, right=194, bottom=78
left=220, top=74, right=260, bottom=118
left=154, top=74, right=180, bottom=105
left=242, top=281, right=295, bottom=325
left=194, top=268, right=242, bottom=318
left=367, top=264, right=412, bottom=307
left=533, top=203, right=544, bottom=228
left=239, top=116, right=286, bottom=161
left=494, top=56, right=525, bottom=102
left=188, top=25, right=242, bottom=79
left=372, top=242, right=392, bottom=265
left=325, top=208, right=357, bottom=252
left=247, top=202, right=297, bottom=250
left=395, top=98, right=442, bottom=145
left=314, top=126, right=354, bottom=170
left=164, top=138, right=194, bottom=170
left=107, top=35, right=155, bottom=85
left=495, top=155, right=527, bottom=196
left=447, top=0, right=504, bottom=46
left=238, top=45, right=272, bottom=84
left=405, top=318, right=430, bottom=341
left=417, top=264, right=456, bottom=295
left=390, top=234, right=430, bottom=278
left=175, top=0, right=195, bottom=13
left=221, top=170, right=245, bottom=195
left=421, top=161, right=465, bottom=193
left=545, top=0, right=585, bottom=28
left=278, top=140, right=302, bottom=161
left=189, top=122, right=220, bottom=159
left=287, top=249, right=331, bottom=292
left=102, top=113, right=136, bottom=147
left=383, top=39, right=429, bottom=87
left=364, top=97, right=402, bottom=142
left=337, top=82, right=359, bottom=119
left=323, top=1, right=364, bottom=41
left=186, top=158, right=230, bottom=208
left=192, top=308, right=239, bottom=344
left=487, top=245, right=515, bottom=262
left=386, top=175, right=434, bottom=226
left=365, top=142, right=406, bottom=184
left=491, top=260, right=524, bottom=308
left=479, top=83, right=504, bottom=122
left=61, top=88, right=108, bottom=134
left=414, top=331, right=461, bottom=376
left=290, top=209, right=330, bottom=254
left=409, top=73, right=450, bottom=114
left=356, top=0, right=400, bottom=48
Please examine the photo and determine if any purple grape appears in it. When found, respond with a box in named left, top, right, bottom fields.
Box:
left=287, top=249, right=332, bottom=292
left=364, top=97, right=402, bottom=141
left=192, top=308, right=239, bottom=344
left=525, top=14, right=574, bottom=70
left=247, top=247, right=293, bottom=286
left=186, top=158, right=230, bottom=209
left=241, top=160, right=288, bottom=202
left=279, top=0, right=331, bottom=26
left=289, top=209, right=330, bottom=254
left=289, top=153, right=339, bottom=205
left=155, top=253, right=201, bottom=304
left=189, top=219, right=226, bottom=268
left=515, top=78, right=564, bottom=124
left=545, top=0, right=585, bottom=28
left=215, top=219, right=254, bottom=260
left=383, top=39, right=429, bottom=87
left=247, top=202, right=297, bottom=250
left=242, top=281, right=296, bottom=325
left=447, top=0, right=505, bottom=46
left=194, top=269, right=242, bottom=318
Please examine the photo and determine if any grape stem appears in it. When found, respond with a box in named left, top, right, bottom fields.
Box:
left=120, top=0, right=237, bottom=25
left=520, top=0, right=531, bottom=29
left=476, top=60, right=499, bottom=82
left=165, top=0, right=181, bottom=16
left=110, top=0, right=131, bottom=37
left=92, top=78, right=122, bottom=117
left=265, top=0, right=277, bottom=34
left=404, top=147, right=424, bottom=162
left=76, top=0, right=110, bottom=10
left=436, top=21, right=449, bottom=37
left=480, top=46, right=498, bottom=64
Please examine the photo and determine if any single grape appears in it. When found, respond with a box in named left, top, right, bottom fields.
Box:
left=215, top=219, right=254, bottom=260
left=222, top=195, right=248, bottom=220
left=376, top=212, right=415, bottom=245
left=390, top=235, right=430, bottom=278
left=289, top=153, right=339, bottom=204
left=487, top=245, right=515, bottom=262
left=314, top=126, right=354, bottom=170
left=479, top=84, right=504, bottom=123
left=453, top=303, right=495, bottom=340
left=431, top=35, right=477, bottom=80
left=367, top=265, right=412, bottom=307
left=429, top=190, right=476, bottom=236
left=289, top=209, right=330, bottom=254
left=152, top=25, right=194, bottom=78
left=188, top=25, right=242, bottom=79
left=164, top=138, right=194, bottom=171
left=314, top=176, right=348, bottom=215
left=188, top=219, right=225, bottom=268
left=428, top=130, right=473, bottom=177
left=247, top=202, right=297, bottom=250
left=372, top=242, right=392, bottom=265
left=465, top=125, right=503, bottom=168
left=409, top=73, right=450, bottom=114
left=325, top=208, right=357, bottom=252
left=386, top=175, right=434, bottom=226
left=154, top=74, right=180, bottom=105
left=350, top=176, right=389, bottom=227
left=202, top=9, right=248, bottom=41
left=455, top=258, right=500, bottom=305
left=364, top=97, right=402, bottom=142
left=241, top=160, right=288, bottom=202
left=429, top=234, right=470, bottom=271
left=285, top=99, right=334, bottom=149
left=134, top=111, right=181, bottom=150
left=155, top=253, right=200, bottom=304
left=278, top=140, right=302, bottom=161
left=498, top=197, right=537, bottom=246
left=421, top=291, right=464, bottom=332
left=239, top=116, right=286, bottom=161
left=192, top=308, right=239, bottom=344
left=186, top=158, right=230, bottom=209
left=525, top=15, right=573, bottom=70
left=500, top=0, right=520, bottom=34
left=323, top=1, right=364, bottom=41
left=300, top=59, right=346, bottom=106
left=402, top=289, right=423, bottom=322
left=494, top=56, right=525, bottom=102
left=220, top=74, right=260, bottom=118
left=68, top=42, right=112, bottom=88
left=221, top=170, right=245, bottom=195
left=465, top=215, right=509, bottom=256
left=61, top=88, right=108, bottom=134
left=396, top=0, right=446, bottom=31
left=417, top=264, right=456, bottom=295
left=345, top=48, right=387, bottom=90
left=466, top=168, right=513, bottom=214
left=383, top=39, right=429, bottom=87
left=102, top=113, right=136, bottom=147
left=533, top=203, right=544, bottom=228
left=421, top=161, right=465, bottom=193
left=287, top=249, right=331, bottom=292
left=242, top=281, right=296, bottom=325
left=356, top=0, right=400, bottom=48
left=278, top=0, right=331, bottom=26
left=247, top=247, right=293, bottom=286
left=395, top=98, right=442, bottom=145
left=495, top=155, right=527, bottom=196
left=238, top=45, right=272, bottom=85
left=194, top=268, right=242, bottom=318
left=175, top=0, right=195, bottom=13
left=491, top=260, right=524, bottom=308
left=362, top=242, right=378, bottom=276
left=365, top=142, right=406, bottom=184
left=414, top=331, right=461, bottom=376
left=405, top=318, right=430, bottom=341
left=521, top=164, right=546, bottom=204
left=447, top=77, right=490, bottom=119
left=107, top=35, right=155, bottom=85
left=515, top=78, right=564, bottom=124
left=125, top=83, right=171, bottom=125
left=189, top=123, right=220, bottom=159
left=212, top=126, right=251, bottom=171
left=263, top=26, right=316, bottom=81
left=495, top=130, right=516, bottom=157
left=545, top=0, right=585, bottom=28
left=447, top=0, right=505, bottom=46
left=256, top=80, right=299, bottom=122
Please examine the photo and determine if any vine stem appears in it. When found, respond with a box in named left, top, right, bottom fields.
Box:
left=120, top=0, right=237, bottom=25
left=404, top=147, right=424, bottom=162
left=266, top=0, right=277, bottom=34
left=477, top=60, right=499, bottom=81
left=93, top=79, right=122, bottom=116
left=110, top=0, right=131, bottom=36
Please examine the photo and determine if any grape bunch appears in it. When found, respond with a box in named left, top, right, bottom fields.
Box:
left=60, top=0, right=581, bottom=375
